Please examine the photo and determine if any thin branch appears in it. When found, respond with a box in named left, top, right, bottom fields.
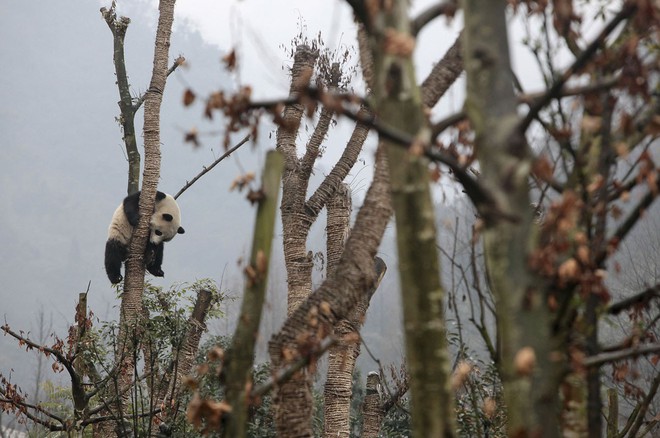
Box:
left=519, top=3, right=638, bottom=132
left=1, top=325, right=77, bottom=381
left=597, top=187, right=658, bottom=265
left=0, top=388, right=67, bottom=430
left=249, top=87, right=506, bottom=222
left=411, top=1, right=459, bottom=36
left=174, top=134, right=250, bottom=199
left=608, top=284, right=660, bottom=315
left=583, top=343, right=660, bottom=367
left=517, top=76, right=619, bottom=105
left=430, top=110, right=466, bottom=138
left=626, top=371, right=660, bottom=437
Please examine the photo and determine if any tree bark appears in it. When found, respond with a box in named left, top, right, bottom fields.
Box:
left=101, top=6, right=140, bottom=195
left=462, top=1, right=559, bottom=436
left=115, top=0, right=176, bottom=434
left=270, top=142, right=392, bottom=438
left=322, top=183, right=385, bottom=437
left=360, top=372, right=385, bottom=438
left=421, top=31, right=463, bottom=109
left=361, top=1, right=456, bottom=436
left=274, top=45, right=373, bottom=436
left=277, top=45, right=319, bottom=316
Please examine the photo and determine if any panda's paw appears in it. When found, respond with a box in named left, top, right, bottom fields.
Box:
left=154, top=269, right=164, bottom=277
left=110, top=274, right=123, bottom=284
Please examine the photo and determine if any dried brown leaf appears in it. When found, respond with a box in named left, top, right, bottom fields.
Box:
left=183, top=89, right=195, bottom=106
left=514, top=347, right=537, bottom=376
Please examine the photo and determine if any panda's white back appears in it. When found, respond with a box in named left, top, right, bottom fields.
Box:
left=108, top=203, right=133, bottom=245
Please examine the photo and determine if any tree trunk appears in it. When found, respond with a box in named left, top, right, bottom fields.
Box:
left=114, top=0, right=177, bottom=434
left=222, top=150, right=284, bottom=438
left=363, top=1, right=456, bottom=436
left=270, top=143, right=392, bottom=438
left=462, top=1, right=559, bottom=436
left=360, top=372, right=385, bottom=438
left=322, top=183, right=387, bottom=437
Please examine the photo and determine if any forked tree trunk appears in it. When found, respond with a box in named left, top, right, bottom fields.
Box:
left=277, top=45, right=320, bottom=316
left=274, top=44, right=373, bottom=436
left=270, top=143, right=392, bottom=438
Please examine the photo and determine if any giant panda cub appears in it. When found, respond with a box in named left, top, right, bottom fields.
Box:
left=105, top=191, right=185, bottom=284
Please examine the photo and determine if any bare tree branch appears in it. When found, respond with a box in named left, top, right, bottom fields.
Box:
left=519, top=3, right=638, bottom=132
left=608, top=284, right=660, bottom=315
left=412, top=1, right=459, bottom=36
left=583, top=343, right=660, bottom=367
left=597, top=187, right=658, bottom=265
left=174, top=134, right=250, bottom=199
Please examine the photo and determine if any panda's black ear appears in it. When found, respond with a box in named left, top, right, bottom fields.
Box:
left=162, top=213, right=174, bottom=222
left=178, top=227, right=185, bottom=234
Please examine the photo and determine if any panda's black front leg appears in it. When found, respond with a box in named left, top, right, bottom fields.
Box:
left=123, top=192, right=142, bottom=226
left=145, top=241, right=165, bottom=277
left=105, top=239, right=128, bottom=284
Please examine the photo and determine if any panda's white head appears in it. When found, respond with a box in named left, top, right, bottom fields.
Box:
left=150, top=193, right=185, bottom=245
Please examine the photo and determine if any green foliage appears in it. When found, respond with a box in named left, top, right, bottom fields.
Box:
left=454, top=362, right=506, bottom=438
left=381, top=398, right=411, bottom=437
left=141, top=279, right=227, bottom=363
left=166, top=336, right=277, bottom=438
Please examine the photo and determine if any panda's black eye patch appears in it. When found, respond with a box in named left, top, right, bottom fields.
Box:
left=162, top=214, right=174, bottom=222
left=155, top=230, right=163, bottom=236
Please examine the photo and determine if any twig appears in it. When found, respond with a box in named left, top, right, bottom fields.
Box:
left=430, top=110, right=466, bottom=138
left=626, top=371, right=660, bottom=437
left=583, top=343, right=660, bottom=367
left=247, top=88, right=507, bottom=222
left=411, top=1, right=459, bottom=36
left=174, top=134, right=250, bottom=199
left=596, top=187, right=658, bottom=265
left=518, top=76, right=619, bottom=105
left=518, top=3, right=638, bottom=133
left=0, top=388, right=67, bottom=430
left=1, top=324, right=75, bottom=377
left=608, top=284, right=660, bottom=315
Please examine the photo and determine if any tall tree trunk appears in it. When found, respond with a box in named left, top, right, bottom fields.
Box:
left=362, top=1, right=456, bottom=436
left=222, top=150, right=284, bottom=437
left=462, top=1, right=559, bottom=436
left=322, top=184, right=387, bottom=438
left=114, top=0, right=177, bottom=434
left=277, top=45, right=319, bottom=316
left=323, top=183, right=354, bottom=438
left=273, top=45, right=319, bottom=438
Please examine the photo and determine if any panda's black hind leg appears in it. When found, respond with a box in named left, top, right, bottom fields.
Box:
left=105, top=239, right=128, bottom=284
left=145, top=241, right=165, bottom=277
